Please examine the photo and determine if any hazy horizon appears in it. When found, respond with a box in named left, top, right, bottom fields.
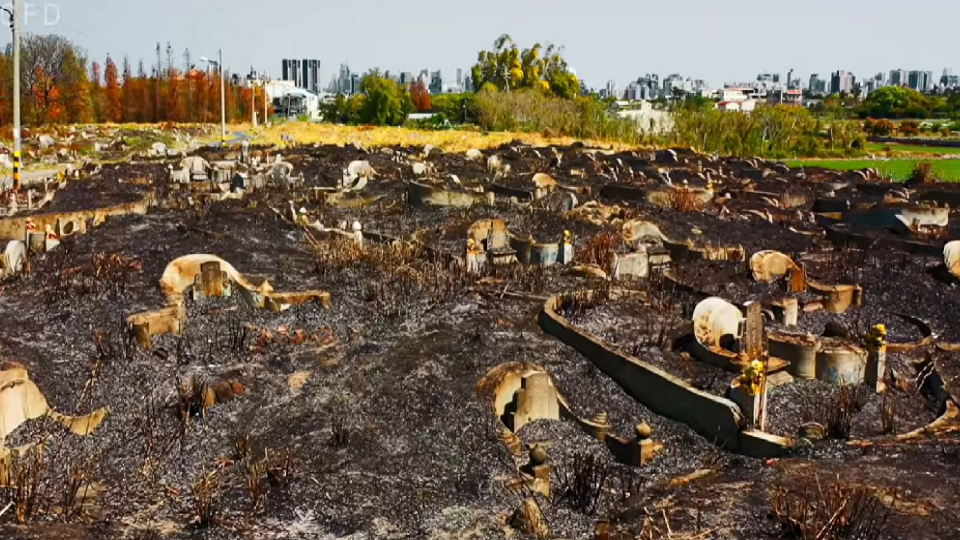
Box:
left=2, top=0, right=957, bottom=89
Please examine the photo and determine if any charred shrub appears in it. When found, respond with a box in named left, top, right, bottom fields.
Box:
left=92, top=318, right=137, bottom=363
left=91, top=252, right=141, bottom=300
left=770, top=477, right=893, bottom=540
left=576, top=231, right=619, bottom=275
left=907, top=161, right=934, bottom=185
left=177, top=374, right=211, bottom=422
left=555, top=452, right=609, bottom=515
left=665, top=187, right=700, bottom=213
left=190, top=471, right=220, bottom=528
left=0, top=445, right=46, bottom=524
left=330, top=415, right=351, bottom=448
left=823, top=384, right=870, bottom=441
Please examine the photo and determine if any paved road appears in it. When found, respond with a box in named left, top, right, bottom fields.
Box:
left=0, top=167, right=73, bottom=190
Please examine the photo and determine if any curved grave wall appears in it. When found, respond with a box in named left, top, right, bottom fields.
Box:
left=539, top=290, right=795, bottom=457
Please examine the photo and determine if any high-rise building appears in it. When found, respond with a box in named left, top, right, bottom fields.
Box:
left=281, top=59, right=302, bottom=86
left=429, top=70, right=443, bottom=94
left=338, top=64, right=352, bottom=94
left=456, top=68, right=463, bottom=88
left=889, top=69, right=906, bottom=87
left=300, top=59, right=320, bottom=93
left=942, top=68, right=959, bottom=89
left=605, top=80, right=618, bottom=99
left=907, top=70, right=933, bottom=92
left=830, top=71, right=855, bottom=94
left=807, top=74, right=828, bottom=95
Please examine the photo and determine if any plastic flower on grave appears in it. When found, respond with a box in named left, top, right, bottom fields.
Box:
left=865, top=324, right=887, bottom=350
left=563, top=230, right=571, bottom=245
left=738, top=360, right=765, bottom=396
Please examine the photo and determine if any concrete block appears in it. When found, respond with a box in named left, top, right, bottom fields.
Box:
left=614, top=252, right=649, bottom=279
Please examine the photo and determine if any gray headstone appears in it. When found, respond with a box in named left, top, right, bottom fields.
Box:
left=543, top=191, right=578, bottom=212
left=655, top=149, right=678, bottom=164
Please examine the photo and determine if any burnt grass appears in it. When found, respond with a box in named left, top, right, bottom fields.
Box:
left=0, top=141, right=958, bottom=540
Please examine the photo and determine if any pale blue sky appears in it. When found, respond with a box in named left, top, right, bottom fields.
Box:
left=4, top=0, right=958, bottom=88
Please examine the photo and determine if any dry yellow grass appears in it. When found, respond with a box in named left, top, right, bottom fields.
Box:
left=242, top=123, right=638, bottom=152
left=0, top=122, right=639, bottom=155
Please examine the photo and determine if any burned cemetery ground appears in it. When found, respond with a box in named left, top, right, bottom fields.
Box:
left=0, top=141, right=959, bottom=540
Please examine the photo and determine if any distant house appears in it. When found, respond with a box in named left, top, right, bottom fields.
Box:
left=265, top=81, right=322, bottom=120
left=768, top=89, right=803, bottom=106
left=716, top=100, right=757, bottom=112
left=615, top=101, right=673, bottom=134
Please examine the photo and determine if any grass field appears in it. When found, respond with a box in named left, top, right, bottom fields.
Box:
left=784, top=158, right=960, bottom=181
left=242, top=122, right=637, bottom=152
left=866, top=142, right=960, bottom=155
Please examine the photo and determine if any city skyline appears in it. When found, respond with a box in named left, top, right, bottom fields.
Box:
left=5, top=0, right=957, bottom=92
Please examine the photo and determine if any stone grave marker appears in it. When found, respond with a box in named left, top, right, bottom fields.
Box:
left=200, top=261, right=224, bottom=298
left=543, top=191, right=578, bottom=213
left=743, top=301, right=764, bottom=358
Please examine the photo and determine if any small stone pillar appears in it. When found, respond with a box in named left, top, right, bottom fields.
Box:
left=559, top=230, right=574, bottom=265
left=630, top=422, right=662, bottom=465
left=521, top=445, right=550, bottom=497
left=591, top=412, right=610, bottom=441
left=465, top=239, right=485, bottom=274
left=773, top=297, right=798, bottom=327
left=352, top=221, right=363, bottom=245
left=864, top=324, right=888, bottom=393
left=26, top=190, right=34, bottom=210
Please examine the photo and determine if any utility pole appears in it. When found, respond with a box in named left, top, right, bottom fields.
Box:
left=219, top=49, right=226, bottom=147
left=263, top=78, right=268, bottom=126
left=6, top=0, right=21, bottom=191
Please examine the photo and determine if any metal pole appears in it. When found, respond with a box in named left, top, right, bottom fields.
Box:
left=219, top=49, right=226, bottom=147
left=251, top=77, right=256, bottom=127
left=263, top=79, right=268, bottom=125
left=12, top=0, right=21, bottom=191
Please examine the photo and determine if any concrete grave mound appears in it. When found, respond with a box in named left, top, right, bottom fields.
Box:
left=693, top=297, right=744, bottom=351
left=750, top=250, right=799, bottom=282
left=944, top=240, right=960, bottom=280
left=0, top=367, right=107, bottom=456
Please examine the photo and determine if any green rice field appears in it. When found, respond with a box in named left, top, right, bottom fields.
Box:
left=783, top=158, right=960, bottom=181
left=865, top=142, right=960, bottom=155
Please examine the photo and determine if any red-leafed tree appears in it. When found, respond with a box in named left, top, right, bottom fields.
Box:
left=90, top=62, right=105, bottom=122
left=105, top=56, right=122, bottom=122
left=410, top=79, right=431, bottom=112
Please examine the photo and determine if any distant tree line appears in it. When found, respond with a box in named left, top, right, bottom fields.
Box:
left=668, top=101, right=865, bottom=158
left=809, top=87, right=960, bottom=121
left=0, top=34, right=268, bottom=126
